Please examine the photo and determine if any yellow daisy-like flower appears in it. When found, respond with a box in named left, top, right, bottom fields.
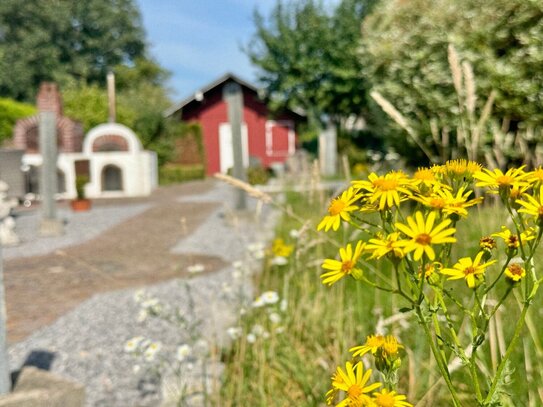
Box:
left=505, top=263, right=526, bottom=283
left=318, top=187, right=361, bottom=232
left=412, top=167, right=442, bottom=191
left=492, top=226, right=535, bottom=249
left=381, top=335, right=403, bottom=360
left=442, top=159, right=483, bottom=182
left=350, top=334, right=385, bottom=358
left=474, top=166, right=529, bottom=194
left=353, top=171, right=413, bottom=210
left=326, top=362, right=382, bottom=407
left=395, top=211, right=456, bottom=261
left=413, top=186, right=482, bottom=217
left=440, top=252, right=496, bottom=288
left=321, top=241, right=365, bottom=286
left=516, top=186, right=543, bottom=222
left=527, top=167, right=543, bottom=186
left=372, top=389, right=413, bottom=407
left=365, top=232, right=404, bottom=260
left=271, top=238, right=294, bottom=257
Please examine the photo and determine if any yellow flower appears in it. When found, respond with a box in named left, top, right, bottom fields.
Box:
left=492, top=226, right=535, bottom=249
left=505, top=263, right=526, bottom=283
left=412, top=167, right=442, bottom=190
left=326, top=362, right=382, bottom=407
left=516, top=186, right=543, bottom=222
left=413, top=186, right=482, bottom=217
left=440, top=252, right=496, bottom=288
left=372, top=389, right=413, bottom=407
left=440, top=159, right=482, bottom=183
left=381, top=335, right=403, bottom=360
left=321, top=241, right=365, bottom=286
left=479, top=236, right=496, bottom=251
left=271, top=238, right=294, bottom=257
left=395, top=211, right=456, bottom=261
left=350, top=334, right=385, bottom=358
left=527, top=167, right=543, bottom=186
left=365, top=233, right=404, bottom=260
left=474, top=166, right=529, bottom=194
left=318, top=187, right=361, bottom=232
left=353, top=171, right=413, bottom=210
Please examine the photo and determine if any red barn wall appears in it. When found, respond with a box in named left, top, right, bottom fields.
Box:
left=182, top=83, right=297, bottom=176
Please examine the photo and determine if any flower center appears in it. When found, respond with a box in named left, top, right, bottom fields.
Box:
left=538, top=206, right=543, bottom=218
left=508, top=264, right=523, bottom=276
left=341, top=260, right=354, bottom=273
left=374, top=179, right=399, bottom=191
left=347, top=384, right=362, bottom=399
left=429, top=198, right=446, bottom=208
left=415, top=233, right=432, bottom=245
left=496, top=175, right=513, bottom=186
left=507, top=235, right=519, bottom=248
left=375, top=393, right=396, bottom=407
left=329, top=199, right=346, bottom=216
left=463, top=266, right=476, bottom=276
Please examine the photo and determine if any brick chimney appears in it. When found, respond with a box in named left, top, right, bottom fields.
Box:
left=36, top=82, right=62, bottom=116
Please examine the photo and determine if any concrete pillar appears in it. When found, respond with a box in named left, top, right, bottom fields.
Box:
left=39, top=111, right=63, bottom=236
left=223, top=82, right=247, bottom=210
left=0, top=243, right=11, bottom=394
left=319, top=124, right=337, bottom=177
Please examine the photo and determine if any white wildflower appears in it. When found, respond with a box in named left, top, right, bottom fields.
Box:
left=246, top=333, right=256, bottom=344
left=187, top=263, right=205, bottom=274
left=124, top=336, right=144, bottom=353
left=144, top=342, right=162, bottom=362
left=226, top=326, right=242, bottom=340
left=176, top=344, right=192, bottom=362
left=271, top=256, right=288, bottom=266
left=275, top=326, right=285, bottom=334
left=269, top=312, right=281, bottom=324
left=262, top=291, right=279, bottom=305
left=251, top=324, right=265, bottom=336
left=133, top=290, right=145, bottom=302
left=232, top=260, right=244, bottom=269
left=262, top=331, right=270, bottom=339
left=289, top=229, right=300, bottom=239
left=252, top=296, right=265, bottom=308
left=247, top=242, right=265, bottom=253
left=133, top=364, right=141, bottom=374
left=137, top=309, right=148, bottom=322
left=232, top=269, right=242, bottom=280
left=280, top=299, right=288, bottom=312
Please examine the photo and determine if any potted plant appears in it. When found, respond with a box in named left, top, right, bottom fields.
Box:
left=70, top=175, right=91, bottom=211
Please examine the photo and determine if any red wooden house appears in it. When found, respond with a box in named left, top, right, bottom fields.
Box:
left=166, top=73, right=302, bottom=176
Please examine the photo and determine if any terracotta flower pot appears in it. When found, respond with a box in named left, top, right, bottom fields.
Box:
left=70, top=199, right=92, bottom=212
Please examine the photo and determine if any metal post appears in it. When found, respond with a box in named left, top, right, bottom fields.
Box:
left=223, top=82, right=247, bottom=210
left=0, top=243, right=11, bottom=394
left=39, top=111, right=63, bottom=236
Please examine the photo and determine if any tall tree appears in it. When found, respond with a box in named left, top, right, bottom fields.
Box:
left=247, top=0, right=376, bottom=128
left=0, top=0, right=146, bottom=101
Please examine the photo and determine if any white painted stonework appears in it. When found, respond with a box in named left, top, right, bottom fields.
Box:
left=22, top=123, right=158, bottom=200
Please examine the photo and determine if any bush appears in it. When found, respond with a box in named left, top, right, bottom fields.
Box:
left=0, top=97, right=36, bottom=145
left=158, top=164, right=205, bottom=185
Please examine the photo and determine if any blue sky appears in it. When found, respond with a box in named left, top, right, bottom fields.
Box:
left=136, top=0, right=339, bottom=102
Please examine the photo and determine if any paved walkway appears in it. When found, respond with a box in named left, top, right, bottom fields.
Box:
left=3, top=180, right=226, bottom=342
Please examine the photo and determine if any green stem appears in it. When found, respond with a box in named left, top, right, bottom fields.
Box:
left=416, top=306, right=462, bottom=407
left=484, top=302, right=530, bottom=404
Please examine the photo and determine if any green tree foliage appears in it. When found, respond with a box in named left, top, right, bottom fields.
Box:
left=360, top=0, right=543, bottom=162
left=247, top=0, right=376, bottom=126
left=0, top=0, right=146, bottom=101
left=0, top=98, right=36, bottom=144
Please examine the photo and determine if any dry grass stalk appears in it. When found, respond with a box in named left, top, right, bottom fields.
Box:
left=371, top=90, right=435, bottom=161
left=214, top=173, right=272, bottom=203
left=448, top=44, right=463, bottom=97
left=462, top=61, right=476, bottom=115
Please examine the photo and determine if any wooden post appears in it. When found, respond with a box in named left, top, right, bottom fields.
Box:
left=0, top=243, right=10, bottom=394
left=107, top=72, right=116, bottom=123
left=223, top=82, right=247, bottom=210
left=319, top=123, right=337, bottom=177
left=39, top=111, right=63, bottom=236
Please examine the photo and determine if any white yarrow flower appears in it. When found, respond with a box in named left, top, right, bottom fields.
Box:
left=246, top=333, right=256, bottom=344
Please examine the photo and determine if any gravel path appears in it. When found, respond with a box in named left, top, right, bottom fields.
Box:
left=7, top=182, right=278, bottom=406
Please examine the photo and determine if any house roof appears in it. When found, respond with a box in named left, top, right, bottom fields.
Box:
left=164, top=72, right=261, bottom=118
